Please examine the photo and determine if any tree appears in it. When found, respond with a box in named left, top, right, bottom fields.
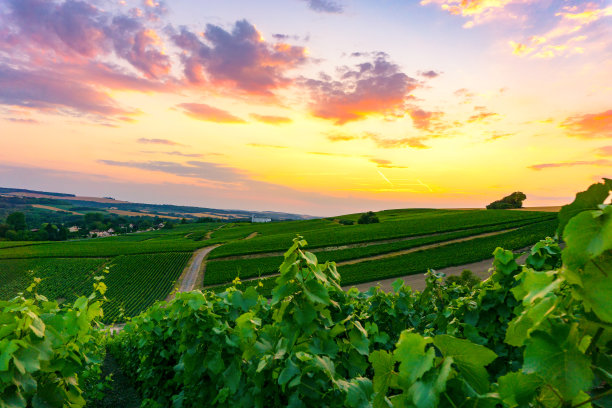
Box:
left=357, top=211, right=380, bottom=224
left=6, top=212, right=26, bottom=231
left=486, top=191, right=526, bottom=209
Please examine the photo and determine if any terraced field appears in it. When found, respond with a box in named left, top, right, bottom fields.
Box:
left=0, top=209, right=558, bottom=322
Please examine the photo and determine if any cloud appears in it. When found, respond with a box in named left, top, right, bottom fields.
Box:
left=420, top=0, right=529, bottom=27
left=560, top=109, right=612, bottom=138
left=529, top=159, right=612, bottom=170
left=170, top=20, right=308, bottom=96
left=369, top=158, right=408, bottom=168
left=141, top=150, right=204, bottom=158
left=177, top=103, right=246, bottom=124
left=419, top=70, right=441, bottom=78
left=5, top=117, right=39, bottom=124
left=485, top=131, right=514, bottom=141
left=250, top=113, right=293, bottom=125
left=595, top=146, right=612, bottom=156
left=137, top=138, right=182, bottom=146
left=301, top=0, right=344, bottom=13
left=2, top=0, right=170, bottom=78
left=325, top=130, right=431, bottom=149
left=407, top=108, right=445, bottom=131
left=467, top=107, right=500, bottom=123
left=303, top=54, right=418, bottom=124
left=98, top=159, right=246, bottom=183
left=0, top=65, right=137, bottom=118
left=324, top=131, right=361, bottom=142
left=247, top=143, right=288, bottom=149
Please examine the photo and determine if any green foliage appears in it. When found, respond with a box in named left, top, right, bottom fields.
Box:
left=108, top=180, right=610, bottom=407
left=486, top=191, right=527, bottom=210
left=0, top=279, right=105, bottom=407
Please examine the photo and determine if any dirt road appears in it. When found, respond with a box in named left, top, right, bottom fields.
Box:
left=342, top=252, right=529, bottom=292
left=177, top=245, right=219, bottom=292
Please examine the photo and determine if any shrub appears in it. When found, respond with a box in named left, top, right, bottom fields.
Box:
left=357, top=211, right=379, bottom=224
left=487, top=191, right=526, bottom=209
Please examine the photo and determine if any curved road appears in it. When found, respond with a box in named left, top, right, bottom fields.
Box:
left=178, top=245, right=219, bottom=292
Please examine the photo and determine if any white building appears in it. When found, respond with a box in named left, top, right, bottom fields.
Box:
left=251, top=215, right=272, bottom=223
left=68, top=226, right=80, bottom=233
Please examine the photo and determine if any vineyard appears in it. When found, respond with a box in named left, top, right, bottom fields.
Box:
left=0, top=180, right=610, bottom=407
left=101, top=252, right=193, bottom=323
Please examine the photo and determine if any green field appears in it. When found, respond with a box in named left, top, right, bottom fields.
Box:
left=0, top=209, right=558, bottom=322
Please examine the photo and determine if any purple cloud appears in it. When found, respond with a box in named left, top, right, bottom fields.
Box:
left=171, top=20, right=308, bottom=95
left=301, top=0, right=344, bottom=13
left=0, top=65, right=136, bottom=117
left=303, top=54, right=418, bottom=124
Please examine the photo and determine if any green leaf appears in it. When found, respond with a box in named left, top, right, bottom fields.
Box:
left=12, top=347, right=40, bottom=374
left=497, top=372, right=542, bottom=407
left=303, top=279, right=330, bottom=305
left=408, top=356, right=453, bottom=408
left=391, top=279, right=404, bottom=293
left=0, top=340, right=19, bottom=371
left=505, top=295, right=557, bottom=347
left=222, top=361, right=241, bottom=393
left=394, top=332, right=435, bottom=385
left=562, top=208, right=612, bottom=272
left=340, top=377, right=373, bottom=408
left=511, top=269, right=560, bottom=305
left=370, top=350, right=396, bottom=408
left=575, top=252, right=612, bottom=323
left=349, top=323, right=370, bottom=356
left=558, top=179, right=612, bottom=237
left=278, top=358, right=300, bottom=387
left=433, top=335, right=497, bottom=394
left=523, top=331, right=593, bottom=400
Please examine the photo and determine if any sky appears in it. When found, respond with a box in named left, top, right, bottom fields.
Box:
left=0, top=0, right=610, bottom=216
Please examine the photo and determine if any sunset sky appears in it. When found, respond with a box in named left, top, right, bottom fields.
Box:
left=1, top=0, right=611, bottom=216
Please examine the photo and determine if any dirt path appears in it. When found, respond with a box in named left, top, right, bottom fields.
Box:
left=244, top=232, right=258, bottom=240
left=342, top=252, right=529, bottom=293
left=336, top=229, right=515, bottom=266
left=177, top=246, right=219, bottom=292
left=205, top=225, right=225, bottom=240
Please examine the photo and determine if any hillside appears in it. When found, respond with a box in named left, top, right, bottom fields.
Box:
left=0, top=207, right=557, bottom=324
left=0, top=187, right=313, bottom=221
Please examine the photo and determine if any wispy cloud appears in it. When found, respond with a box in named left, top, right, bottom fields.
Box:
left=369, top=158, right=408, bottom=168
left=560, top=109, right=612, bottom=139
left=247, top=143, right=288, bottom=149
left=250, top=113, right=293, bottom=125
left=137, top=138, right=183, bottom=146
left=98, top=159, right=246, bottom=184
left=177, top=103, right=246, bottom=124
left=529, top=159, right=612, bottom=170
left=325, top=131, right=431, bottom=149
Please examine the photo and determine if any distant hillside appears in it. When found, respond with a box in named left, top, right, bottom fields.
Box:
left=0, top=187, right=314, bottom=221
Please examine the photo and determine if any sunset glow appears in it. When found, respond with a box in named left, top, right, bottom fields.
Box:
left=1, top=0, right=611, bottom=215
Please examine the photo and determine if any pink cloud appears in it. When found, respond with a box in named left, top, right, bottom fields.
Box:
left=303, top=54, right=418, bottom=125
left=171, top=20, right=308, bottom=96
left=561, top=109, right=612, bottom=138
left=177, top=103, right=246, bottom=124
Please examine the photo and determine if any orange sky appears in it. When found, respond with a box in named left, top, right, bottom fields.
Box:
left=1, top=0, right=610, bottom=215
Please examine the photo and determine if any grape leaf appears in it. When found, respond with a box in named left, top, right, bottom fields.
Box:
left=433, top=335, right=497, bottom=394
left=523, top=331, right=593, bottom=400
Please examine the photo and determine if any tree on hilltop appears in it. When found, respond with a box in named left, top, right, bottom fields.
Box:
left=486, top=191, right=526, bottom=209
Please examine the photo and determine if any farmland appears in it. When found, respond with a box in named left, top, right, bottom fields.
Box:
left=0, top=209, right=558, bottom=323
